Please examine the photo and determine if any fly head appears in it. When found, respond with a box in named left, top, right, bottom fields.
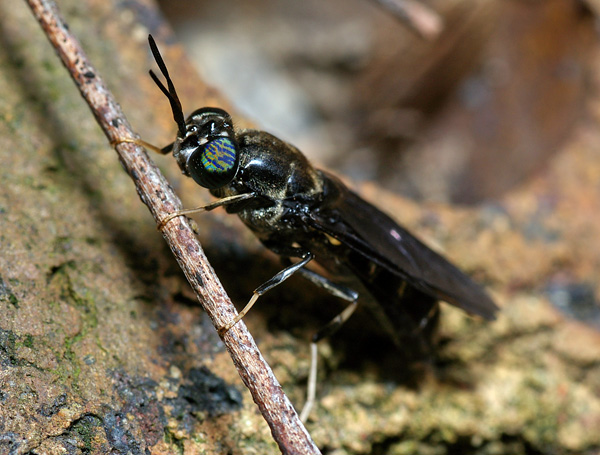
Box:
left=175, top=108, right=240, bottom=189
left=147, top=34, right=240, bottom=190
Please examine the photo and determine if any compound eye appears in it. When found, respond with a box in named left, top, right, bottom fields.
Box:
left=187, top=137, right=239, bottom=189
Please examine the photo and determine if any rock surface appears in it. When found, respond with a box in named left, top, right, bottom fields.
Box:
left=1, top=0, right=599, bottom=454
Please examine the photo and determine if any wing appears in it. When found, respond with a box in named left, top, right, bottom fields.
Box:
left=307, top=172, right=499, bottom=320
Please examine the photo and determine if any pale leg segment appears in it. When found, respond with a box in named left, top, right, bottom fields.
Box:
left=157, top=193, right=255, bottom=230
left=111, top=137, right=171, bottom=155
left=293, top=267, right=359, bottom=422
left=218, top=252, right=315, bottom=335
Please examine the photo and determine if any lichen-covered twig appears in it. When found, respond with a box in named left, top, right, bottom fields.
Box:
left=25, top=0, right=321, bottom=453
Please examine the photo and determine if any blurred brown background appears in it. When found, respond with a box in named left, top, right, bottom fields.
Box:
left=159, top=0, right=594, bottom=204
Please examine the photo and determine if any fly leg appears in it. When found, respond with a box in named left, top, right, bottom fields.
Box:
left=218, top=248, right=358, bottom=421
left=157, top=193, right=255, bottom=230
left=218, top=251, right=315, bottom=336
left=292, top=266, right=359, bottom=422
left=111, top=137, right=173, bottom=155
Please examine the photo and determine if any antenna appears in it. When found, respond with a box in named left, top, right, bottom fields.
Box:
left=147, top=34, right=186, bottom=137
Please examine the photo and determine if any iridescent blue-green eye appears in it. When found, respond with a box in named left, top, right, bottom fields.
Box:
left=187, top=137, right=239, bottom=189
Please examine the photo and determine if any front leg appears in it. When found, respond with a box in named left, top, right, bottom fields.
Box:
left=111, top=137, right=173, bottom=155
left=157, top=193, right=256, bottom=230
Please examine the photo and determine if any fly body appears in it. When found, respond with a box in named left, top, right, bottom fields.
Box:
left=145, top=34, right=498, bottom=369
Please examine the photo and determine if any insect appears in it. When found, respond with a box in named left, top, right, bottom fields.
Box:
left=136, top=35, right=499, bottom=420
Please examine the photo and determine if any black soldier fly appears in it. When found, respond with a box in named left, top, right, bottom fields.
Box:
left=128, top=35, right=499, bottom=421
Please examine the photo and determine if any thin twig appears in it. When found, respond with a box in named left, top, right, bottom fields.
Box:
left=25, top=1, right=321, bottom=454
left=372, top=0, right=443, bottom=40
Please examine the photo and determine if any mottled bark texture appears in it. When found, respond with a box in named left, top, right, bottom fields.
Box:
left=1, top=0, right=599, bottom=454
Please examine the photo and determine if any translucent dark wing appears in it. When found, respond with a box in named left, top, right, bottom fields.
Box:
left=308, top=173, right=499, bottom=320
